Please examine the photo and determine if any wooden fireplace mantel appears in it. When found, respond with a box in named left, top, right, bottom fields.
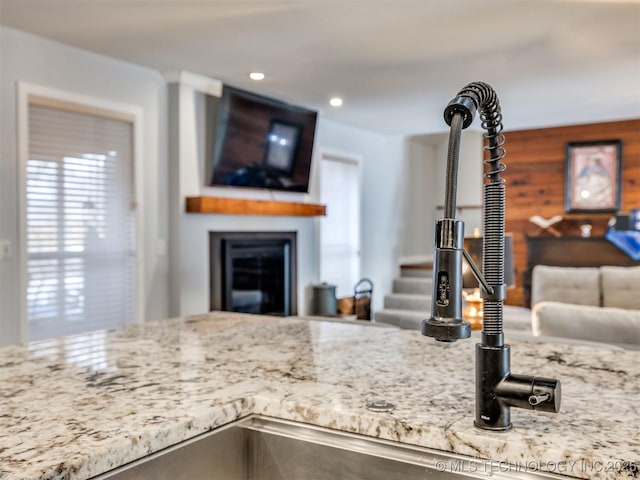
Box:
left=185, top=196, right=326, bottom=217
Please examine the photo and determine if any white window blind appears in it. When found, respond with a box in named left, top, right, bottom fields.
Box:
left=319, top=155, right=361, bottom=298
left=27, top=103, right=136, bottom=341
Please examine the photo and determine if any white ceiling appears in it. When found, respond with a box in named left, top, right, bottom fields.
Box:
left=1, top=0, right=639, bottom=135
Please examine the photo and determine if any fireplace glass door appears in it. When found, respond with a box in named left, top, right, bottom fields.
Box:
left=222, top=239, right=291, bottom=316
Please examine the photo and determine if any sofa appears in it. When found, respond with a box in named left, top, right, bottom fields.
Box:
left=530, top=265, right=640, bottom=348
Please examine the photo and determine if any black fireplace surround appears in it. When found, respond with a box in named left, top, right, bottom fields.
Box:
left=209, top=232, right=297, bottom=316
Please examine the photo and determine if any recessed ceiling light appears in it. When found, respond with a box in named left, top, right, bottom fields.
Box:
left=249, top=72, right=265, bottom=81
left=329, top=97, right=343, bottom=107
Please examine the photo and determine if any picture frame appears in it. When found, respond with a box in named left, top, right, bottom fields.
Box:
left=565, top=139, right=622, bottom=213
left=263, top=120, right=302, bottom=174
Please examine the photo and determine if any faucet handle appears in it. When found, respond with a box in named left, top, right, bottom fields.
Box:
left=529, top=377, right=561, bottom=413
left=528, top=392, right=550, bottom=406
left=496, top=374, right=561, bottom=413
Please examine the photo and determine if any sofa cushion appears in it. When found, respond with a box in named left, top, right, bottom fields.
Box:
left=601, top=266, right=640, bottom=310
left=532, top=301, right=640, bottom=347
left=531, top=265, right=600, bottom=307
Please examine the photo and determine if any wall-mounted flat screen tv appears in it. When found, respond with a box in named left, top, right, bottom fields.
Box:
left=206, top=85, right=318, bottom=193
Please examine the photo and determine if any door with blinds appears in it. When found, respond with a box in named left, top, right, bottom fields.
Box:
left=26, top=100, right=136, bottom=341
left=319, top=151, right=361, bottom=299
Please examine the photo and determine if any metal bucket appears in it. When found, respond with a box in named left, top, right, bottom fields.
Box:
left=312, top=283, right=337, bottom=315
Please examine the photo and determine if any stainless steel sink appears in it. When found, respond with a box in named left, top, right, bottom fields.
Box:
left=97, top=416, right=569, bottom=479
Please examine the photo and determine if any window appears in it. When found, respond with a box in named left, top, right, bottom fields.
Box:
left=319, top=152, right=361, bottom=298
left=25, top=100, right=136, bottom=341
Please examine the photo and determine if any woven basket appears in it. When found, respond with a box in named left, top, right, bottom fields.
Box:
left=336, top=278, right=373, bottom=320
left=337, top=297, right=355, bottom=315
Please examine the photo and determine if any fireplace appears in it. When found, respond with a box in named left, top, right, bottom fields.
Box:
left=209, top=232, right=297, bottom=316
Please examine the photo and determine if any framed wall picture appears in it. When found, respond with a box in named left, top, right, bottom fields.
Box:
left=565, top=140, right=622, bottom=213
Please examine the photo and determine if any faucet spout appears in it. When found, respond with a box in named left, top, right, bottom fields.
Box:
left=422, top=82, right=561, bottom=431
left=422, top=111, right=471, bottom=342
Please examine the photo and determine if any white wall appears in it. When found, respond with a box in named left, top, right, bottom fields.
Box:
left=432, top=130, right=484, bottom=235
left=395, top=130, right=485, bottom=267
left=312, top=119, right=407, bottom=314
left=0, top=26, right=169, bottom=345
left=401, top=137, right=437, bottom=261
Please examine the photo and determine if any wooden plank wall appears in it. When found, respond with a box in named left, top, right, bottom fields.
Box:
left=502, top=119, right=640, bottom=306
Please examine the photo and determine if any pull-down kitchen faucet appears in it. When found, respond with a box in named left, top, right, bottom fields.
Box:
left=422, top=82, right=561, bottom=431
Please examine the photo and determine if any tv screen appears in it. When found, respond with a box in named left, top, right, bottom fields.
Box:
left=207, top=85, right=317, bottom=192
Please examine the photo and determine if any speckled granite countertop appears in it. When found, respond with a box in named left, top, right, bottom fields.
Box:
left=1, top=312, right=639, bottom=480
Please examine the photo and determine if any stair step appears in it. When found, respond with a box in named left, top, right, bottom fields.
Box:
left=393, top=277, right=432, bottom=295
left=384, top=293, right=432, bottom=311
left=400, top=267, right=433, bottom=279
left=374, top=309, right=427, bottom=330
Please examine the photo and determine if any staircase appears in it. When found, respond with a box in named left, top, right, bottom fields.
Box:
left=375, top=263, right=533, bottom=333
left=375, top=265, right=433, bottom=330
